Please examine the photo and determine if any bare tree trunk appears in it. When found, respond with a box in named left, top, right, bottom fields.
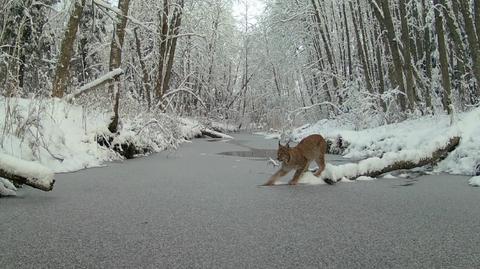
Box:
left=108, top=0, right=131, bottom=133
left=457, top=0, right=480, bottom=98
left=52, top=0, right=86, bottom=98
left=442, top=0, right=467, bottom=106
left=162, top=0, right=184, bottom=100
left=206, top=6, right=220, bottom=107
left=422, top=0, right=433, bottom=110
left=242, top=0, right=249, bottom=117
left=154, top=0, right=170, bottom=99
left=371, top=0, right=407, bottom=111
left=375, top=29, right=387, bottom=112
left=302, top=10, right=332, bottom=104
left=310, top=0, right=340, bottom=103
left=134, top=27, right=151, bottom=109
left=263, top=31, right=282, bottom=96
left=412, top=2, right=423, bottom=64
left=154, top=0, right=184, bottom=105
left=342, top=2, right=352, bottom=78
left=434, top=0, right=452, bottom=114
left=358, top=0, right=375, bottom=88
left=350, top=1, right=373, bottom=94
left=399, top=0, right=416, bottom=110
left=475, top=0, right=480, bottom=43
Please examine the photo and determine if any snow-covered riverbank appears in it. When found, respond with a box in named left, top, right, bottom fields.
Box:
left=261, top=107, right=480, bottom=186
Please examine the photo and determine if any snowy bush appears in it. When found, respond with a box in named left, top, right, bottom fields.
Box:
left=0, top=97, right=201, bottom=175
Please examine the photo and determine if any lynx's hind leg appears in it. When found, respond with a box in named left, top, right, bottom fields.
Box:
left=314, top=156, right=326, bottom=177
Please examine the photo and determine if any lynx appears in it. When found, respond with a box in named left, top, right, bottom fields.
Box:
left=263, top=134, right=327, bottom=186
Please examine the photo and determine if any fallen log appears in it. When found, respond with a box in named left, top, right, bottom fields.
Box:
left=0, top=153, right=55, bottom=192
left=200, top=128, right=233, bottom=139
left=322, top=136, right=461, bottom=183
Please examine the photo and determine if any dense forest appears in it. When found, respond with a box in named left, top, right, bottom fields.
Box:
left=1, top=0, right=479, bottom=130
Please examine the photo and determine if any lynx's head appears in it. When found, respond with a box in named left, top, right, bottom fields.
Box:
left=277, top=141, right=291, bottom=163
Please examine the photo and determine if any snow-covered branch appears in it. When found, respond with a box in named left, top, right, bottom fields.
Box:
left=0, top=153, right=55, bottom=192
left=93, top=0, right=148, bottom=28
left=320, top=136, right=460, bottom=183
left=64, top=68, right=123, bottom=101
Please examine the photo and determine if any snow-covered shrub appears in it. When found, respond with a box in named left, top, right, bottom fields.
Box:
left=0, top=97, right=201, bottom=174
left=339, top=80, right=386, bottom=130
left=99, top=112, right=186, bottom=158
left=0, top=97, right=115, bottom=172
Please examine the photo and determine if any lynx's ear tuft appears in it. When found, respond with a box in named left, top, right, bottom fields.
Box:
left=286, top=139, right=291, bottom=148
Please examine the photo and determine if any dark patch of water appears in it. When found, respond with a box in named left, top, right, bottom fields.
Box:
left=207, top=138, right=224, bottom=142
left=218, top=149, right=277, bottom=160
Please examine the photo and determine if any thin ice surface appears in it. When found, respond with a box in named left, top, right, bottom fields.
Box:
left=0, top=134, right=478, bottom=268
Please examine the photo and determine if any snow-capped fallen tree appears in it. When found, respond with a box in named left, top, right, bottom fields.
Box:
left=200, top=128, right=233, bottom=139
left=322, top=136, right=460, bottom=183
left=0, top=153, right=55, bottom=192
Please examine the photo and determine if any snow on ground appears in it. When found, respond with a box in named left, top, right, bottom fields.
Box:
left=382, top=173, right=397, bottom=179
left=0, top=98, right=113, bottom=173
left=298, top=171, right=326, bottom=185
left=284, top=107, right=480, bottom=177
left=468, top=176, right=480, bottom=187
left=356, top=176, right=376, bottom=181
left=261, top=107, right=480, bottom=186
left=297, top=170, right=372, bottom=185
left=0, top=98, right=203, bottom=195
left=0, top=178, right=17, bottom=196
left=179, top=117, right=203, bottom=139
left=437, top=109, right=480, bottom=175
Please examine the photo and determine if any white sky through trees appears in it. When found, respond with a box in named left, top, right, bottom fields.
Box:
left=232, top=0, right=265, bottom=29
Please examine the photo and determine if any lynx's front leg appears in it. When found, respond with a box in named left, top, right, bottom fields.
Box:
left=263, top=168, right=290, bottom=186
left=288, top=163, right=309, bottom=185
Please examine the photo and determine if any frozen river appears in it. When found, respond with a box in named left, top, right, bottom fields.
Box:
left=1, top=133, right=479, bottom=268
